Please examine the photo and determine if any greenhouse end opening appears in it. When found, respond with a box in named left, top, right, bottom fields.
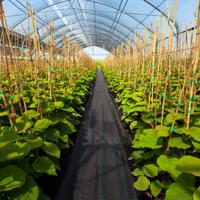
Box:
left=83, top=46, right=110, bottom=60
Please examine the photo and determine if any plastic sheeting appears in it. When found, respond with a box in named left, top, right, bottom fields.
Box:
left=3, top=0, right=197, bottom=51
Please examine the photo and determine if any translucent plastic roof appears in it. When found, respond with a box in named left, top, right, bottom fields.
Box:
left=3, top=0, right=197, bottom=51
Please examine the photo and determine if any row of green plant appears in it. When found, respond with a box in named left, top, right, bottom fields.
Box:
left=0, top=68, right=96, bottom=200
left=104, top=68, right=200, bottom=200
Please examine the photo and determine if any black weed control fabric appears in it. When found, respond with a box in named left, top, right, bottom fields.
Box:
left=55, top=69, right=138, bottom=200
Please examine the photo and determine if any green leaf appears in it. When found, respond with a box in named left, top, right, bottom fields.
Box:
left=34, top=118, right=53, bottom=132
left=32, top=156, right=57, bottom=175
left=22, top=110, right=40, bottom=120
left=131, top=94, right=142, bottom=102
left=134, top=176, right=150, bottom=191
left=61, top=120, right=76, bottom=134
left=48, top=113, right=66, bottom=125
left=128, top=150, right=144, bottom=160
left=0, top=165, right=26, bottom=192
left=193, top=187, right=200, bottom=200
left=42, top=141, right=60, bottom=158
left=143, top=129, right=157, bottom=135
left=176, top=127, right=200, bottom=142
left=25, top=136, right=43, bottom=148
left=176, top=156, right=200, bottom=176
left=16, top=120, right=33, bottom=133
left=133, top=134, right=163, bottom=149
left=60, top=134, right=69, bottom=143
left=141, top=112, right=154, bottom=126
left=176, top=174, right=196, bottom=186
left=128, top=106, right=147, bottom=114
left=161, top=180, right=173, bottom=190
left=132, top=168, right=144, bottom=176
left=40, top=100, right=55, bottom=113
left=134, top=101, right=147, bottom=107
left=56, top=121, right=76, bottom=137
left=74, top=96, right=83, bottom=105
left=192, top=140, right=200, bottom=152
left=45, top=128, right=60, bottom=142
left=168, top=137, right=191, bottom=149
left=0, top=111, right=8, bottom=117
left=59, top=140, right=71, bottom=149
left=0, top=142, right=31, bottom=162
left=155, top=125, right=170, bottom=137
left=143, top=151, right=157, bottom=160
left=164, top=113, right=184, bottom=125
left=50, top=157, right=61, bottom=170
left=143, top=164, right=159, bottom=177
left=8, top=175, right=39, bottom=200
left=195, top=119, right=200, bottom=126
left=157, top=155, right=181, bottom=180
left=165, top=182, right=194, bottom=200
left=54, top=101, right=64, bottom=109
left=0, top=127, right=22, bottom=147
left=130, top=121, right=138, bottom=130
left=150, top=180, right=163, bottom=197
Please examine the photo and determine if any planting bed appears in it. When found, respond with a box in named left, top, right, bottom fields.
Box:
left=0, top=67, right=96, bottom=199
left=104, top=68, right=200, bottom=200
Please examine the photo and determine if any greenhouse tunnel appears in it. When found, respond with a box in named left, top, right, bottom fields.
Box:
left=0, top=0, right=200, bottom=200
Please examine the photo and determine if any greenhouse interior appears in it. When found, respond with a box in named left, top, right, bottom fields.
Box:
left=0, top=0, right=200, bottom=200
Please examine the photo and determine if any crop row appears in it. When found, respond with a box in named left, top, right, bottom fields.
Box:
left=104, top=68, right=200, bottom=200
left=0, top=68, right=96, bottom=200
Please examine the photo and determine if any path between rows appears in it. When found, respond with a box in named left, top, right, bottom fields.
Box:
left=55, top=69, right=138, bottom=200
